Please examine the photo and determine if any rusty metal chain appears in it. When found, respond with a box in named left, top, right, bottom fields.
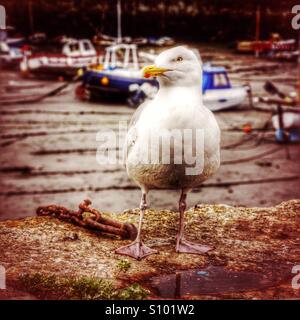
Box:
left=36, top=199, right=137, bottom=240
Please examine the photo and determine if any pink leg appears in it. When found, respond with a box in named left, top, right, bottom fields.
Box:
left=115, top=193, right=157, bottom=260
left=176, top=190, right=214, bottom=254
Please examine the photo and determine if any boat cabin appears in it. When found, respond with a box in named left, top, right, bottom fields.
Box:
left=62, top=39, right=96, bottom=57
left=202, top=64, right=231, bottom=93
left=103, top=44, right=139, bottom=70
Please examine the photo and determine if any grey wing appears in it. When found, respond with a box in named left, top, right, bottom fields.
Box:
left=128, top=99, right=151, bottom=128
left=123, top=100, right=151, bottom=167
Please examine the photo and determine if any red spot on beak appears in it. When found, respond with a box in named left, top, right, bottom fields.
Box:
left=144, top=73, right=151, bottom=78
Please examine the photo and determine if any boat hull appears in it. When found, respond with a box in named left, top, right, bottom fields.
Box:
left=0, top=55, right=22, bottom=69
left=20, top=54, right=103, bottom=78
left=203, top=87, right=247, bottom=111
left=82, top=70, right=157, bottom=97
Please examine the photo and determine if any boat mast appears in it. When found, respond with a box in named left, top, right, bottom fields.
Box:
left=117, top=0, right=122, bottom=43
left=28, top=0, right=34, bottom=34
left=255, top=5, right=261, bottom=57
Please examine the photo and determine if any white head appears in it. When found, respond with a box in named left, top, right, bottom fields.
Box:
left=142, top=46, right=202, bottom=88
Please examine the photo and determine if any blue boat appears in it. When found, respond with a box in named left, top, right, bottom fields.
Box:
left=76, top=44, right=157, bottom=102
left=202, top=64, right=247, bottom=111
left=77, top=44, right=247, bottom=111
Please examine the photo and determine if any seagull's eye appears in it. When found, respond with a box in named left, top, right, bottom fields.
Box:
left=176, top=56, right=183, bottom=62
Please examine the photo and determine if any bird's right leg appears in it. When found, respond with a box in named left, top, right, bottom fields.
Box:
left=115, top=193, right=157, bottom=260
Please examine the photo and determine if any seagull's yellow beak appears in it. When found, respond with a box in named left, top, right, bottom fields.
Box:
left=142, top=65, right=169, bottom=78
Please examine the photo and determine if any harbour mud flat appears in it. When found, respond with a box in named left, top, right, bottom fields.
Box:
left=0, top=43, right=299, bottom=221
left=0, top=200, right=299, bottom=299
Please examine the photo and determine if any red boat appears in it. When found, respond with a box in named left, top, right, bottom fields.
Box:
left=237, top=33, right=296, bottom=55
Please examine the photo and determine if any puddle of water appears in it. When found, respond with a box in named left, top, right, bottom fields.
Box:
left=150, top=266, right=287, bottom=298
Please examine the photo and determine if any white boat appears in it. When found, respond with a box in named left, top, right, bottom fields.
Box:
left=0, top=41, right=25, bottom=68
left=202, top=64, right=247, bottom=111
left=20, top=39, right=103, bottom=77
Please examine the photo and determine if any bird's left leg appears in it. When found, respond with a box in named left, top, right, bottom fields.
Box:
left=176, top=190, right=214, bottom=254
left=115, top=192, right=157, bottom=260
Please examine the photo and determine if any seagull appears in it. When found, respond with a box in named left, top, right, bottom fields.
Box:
left=115, top=46, right=221, bottom=260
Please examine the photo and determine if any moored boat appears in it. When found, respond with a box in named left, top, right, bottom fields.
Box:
left=237, top=33, right=296, bottom=55
left=76, top=44, right=157, bottom=100
left=20, top=39, right=103, bottom=78
left=0, top=41, right=26, bottom=69
left=202, top=64, right=247, bottom=111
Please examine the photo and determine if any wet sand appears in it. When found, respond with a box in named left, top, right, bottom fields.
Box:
left=0, top=43, right=299, bottom=220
